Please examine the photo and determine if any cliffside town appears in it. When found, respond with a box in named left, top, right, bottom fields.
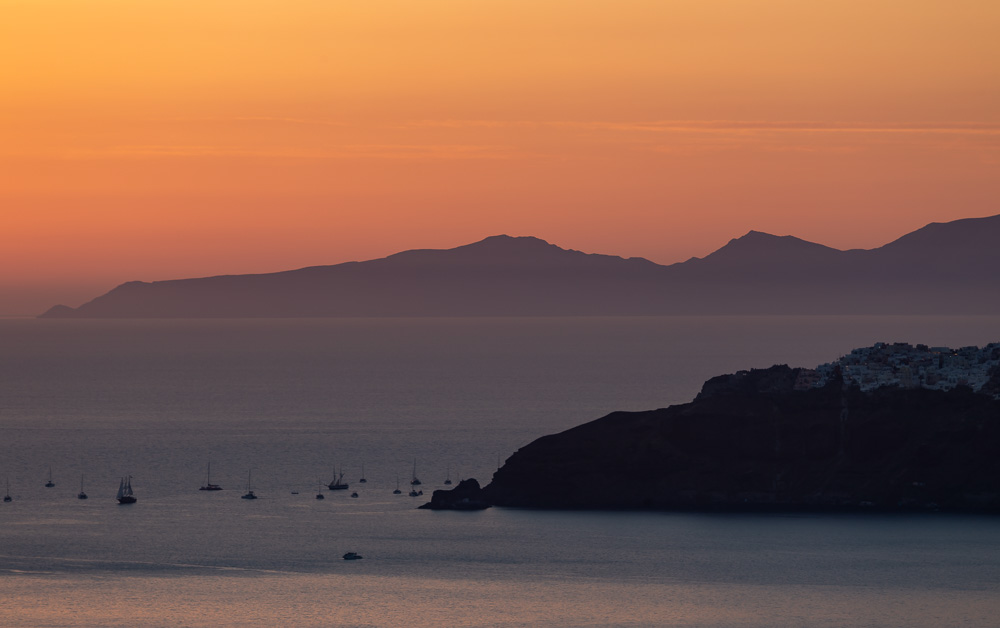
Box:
left=427, top=343, right=1000, bottom=512
left=800, top=342, right=1000, bottom=397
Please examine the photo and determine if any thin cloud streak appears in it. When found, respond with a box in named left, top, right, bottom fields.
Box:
left=7, top=144, right=512, bottom=161
left=406, top=119, right=1000, bottom=156
left=155, top=116, right=349, bottom=127
left=6, top=119, right=996, bottom=162
left=408, top=119, right=1000, bottom=135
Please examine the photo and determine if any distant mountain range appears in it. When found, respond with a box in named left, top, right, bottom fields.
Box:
left=40, top=214, right=1000, bottom=317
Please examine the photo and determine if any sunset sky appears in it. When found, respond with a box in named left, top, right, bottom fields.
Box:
left=2, top=0, right=998, bottom=314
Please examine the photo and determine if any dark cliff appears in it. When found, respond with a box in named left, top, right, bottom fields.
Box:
left=446, top=366, right=1000, bottom=512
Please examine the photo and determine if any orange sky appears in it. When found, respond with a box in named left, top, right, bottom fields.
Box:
left=2, top=0, right=998, bottom=314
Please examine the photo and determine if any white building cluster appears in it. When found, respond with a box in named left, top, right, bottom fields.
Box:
left=804, top=342, right=1000, bottom=397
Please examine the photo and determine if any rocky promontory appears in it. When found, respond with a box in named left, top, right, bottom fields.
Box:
left=418, top=478, right=491, bottom=510
left=430, top=364, right=1000, bottom=512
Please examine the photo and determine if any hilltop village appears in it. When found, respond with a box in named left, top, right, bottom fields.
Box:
left=430, top=342, right=1000, bottom=513
left=799, top=342, right=1000, bottom=397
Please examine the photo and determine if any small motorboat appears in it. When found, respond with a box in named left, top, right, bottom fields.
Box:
left=351, top=492, right=359, bottom=498
left=343, top=552, right=363, bottom=560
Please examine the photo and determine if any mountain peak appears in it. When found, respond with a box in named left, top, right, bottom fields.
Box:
left=733, top=230, right=817, bottom=245
left=697, top=230, right=842, bottom=264
left=467, top=234, right=557, bottom=249
left=381, top=234, right=566, bottom=266
left=741, top=229, right=778, bottom=239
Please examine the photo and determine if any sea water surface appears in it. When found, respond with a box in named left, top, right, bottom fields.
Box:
left=1, top=316, right=999, bottom=626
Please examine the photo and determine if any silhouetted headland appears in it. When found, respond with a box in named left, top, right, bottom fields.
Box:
left=40, top=213, right=1000, bottom=317
left=427, top=344, right=1000, bottom=512
left=419, top=478, right=490, bottom=510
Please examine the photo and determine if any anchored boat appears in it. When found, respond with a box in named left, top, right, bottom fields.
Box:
left=241, top=469, right=257, bottom=499
left=410, top=460, right=421, bottom=486
left=199, top=461, right=223, bottom=491
left=116, top=476, right=136, bottom=504
left=328, top=468, right=349, bottom=491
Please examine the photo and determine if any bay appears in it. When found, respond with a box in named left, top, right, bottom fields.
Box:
left=1, top=316, right=999, bottom=626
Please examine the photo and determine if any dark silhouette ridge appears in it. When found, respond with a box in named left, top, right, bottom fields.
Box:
left=696, top=231, right=845, bottom=264
left=419, top=478, right=491, bottom=510
left=41, top=304, right=76, bottom=317
left=39, top=214, right=1000, bottom=318
left=427, top=365, right=1000, bottom=512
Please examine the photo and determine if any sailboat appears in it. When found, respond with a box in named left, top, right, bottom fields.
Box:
left=410, top=459, right=421, bottom=486
left=4, top=478, right=11, bottom=502
left=45, top=467, right=55, bottom=488
left=78, top=474, right=88, bottom=500
left=241, top=469, right=257, bottom=499
left=328, top=468, right=349, bottom=491
left=199, top=461, right=222, bottom=491
left=359, top=463, right=367, bottom=483
left=116, top=476, right=137, bottom=504
left=393, top=475, right=402, bottom=495
left=444, top=465, right=453, bottom=485
left=316, top=478, right=325, bottom=500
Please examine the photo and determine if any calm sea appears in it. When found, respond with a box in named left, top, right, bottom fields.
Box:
left=1, top=316, right=999, bottom=627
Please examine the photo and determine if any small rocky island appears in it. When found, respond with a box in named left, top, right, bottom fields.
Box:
left=426, top=343, right=1000, bottom=512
